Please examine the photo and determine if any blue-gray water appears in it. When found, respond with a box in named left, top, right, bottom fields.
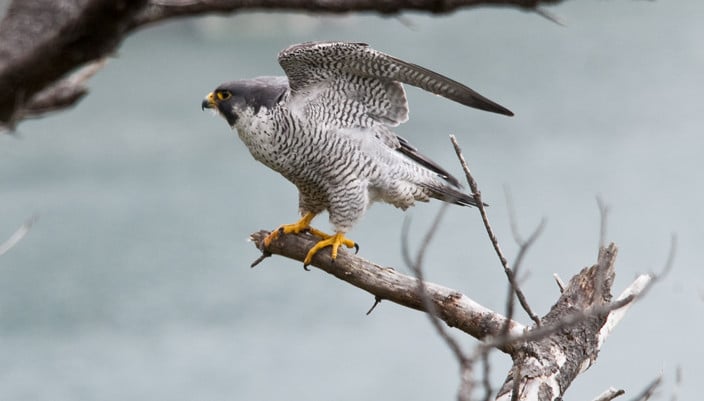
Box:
left=1, top=2, right=703, bottom=400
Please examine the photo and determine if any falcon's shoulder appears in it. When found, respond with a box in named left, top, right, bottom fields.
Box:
left=279, top=41, right=409, bottom=127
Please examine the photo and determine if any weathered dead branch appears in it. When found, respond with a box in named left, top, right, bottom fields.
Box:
left=251, top=230, right=652, bottom=400
left=250, top=229, right=526, bottom=353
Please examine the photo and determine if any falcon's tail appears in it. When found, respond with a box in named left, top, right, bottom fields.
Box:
left=421, top=182, right=486, bottom=208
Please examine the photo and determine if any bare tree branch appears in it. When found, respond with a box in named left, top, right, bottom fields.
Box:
left=501, top=217, right=545, bottom=335
left=131, top=0, right=565, bottom=28
left=252, top=227, right=657, bottom=401
left=0, top=0, right=567, bottom=129
left=591, top=387, right=626, bottom=401
left=0, top=216, right=37, bottom=256
left=629, top=374, right=663, bottom=401
left=0, top=0, right=147, bottom=128
left=2, top=60, right=108, bottom=131
left=596, top=196, right=610, bottom=249
left=450, top=135, right=542, bottom=326
left=401, top=206, right=475, bottom=401
left=552, top=273, right=565, bottom=293
left=250, top=229, right=526, bottom=353
left=494, top=244, right=654, bottom=400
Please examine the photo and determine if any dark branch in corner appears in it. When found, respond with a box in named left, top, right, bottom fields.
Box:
left=132, top=0, right=566, bottom=27
left=0, top=0, right=566, bottom=129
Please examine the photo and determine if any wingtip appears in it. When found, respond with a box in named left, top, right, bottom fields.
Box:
left=480, top=102, right=514, bottom=117
left=481, top=100, right=514, bottom=117
left=500, top=107, right=515, bottom=117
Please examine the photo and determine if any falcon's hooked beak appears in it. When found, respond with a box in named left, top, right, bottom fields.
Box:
left=201, top=92, right=216, bottom=110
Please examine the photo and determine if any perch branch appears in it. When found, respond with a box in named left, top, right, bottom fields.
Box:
left=250, top=229, right=525, bottom=353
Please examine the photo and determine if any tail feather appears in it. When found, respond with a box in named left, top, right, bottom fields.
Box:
left=420, top=182, right=486, bottom=208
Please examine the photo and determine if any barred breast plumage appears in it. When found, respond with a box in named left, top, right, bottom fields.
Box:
left=202, top=41, right=513, bottom=266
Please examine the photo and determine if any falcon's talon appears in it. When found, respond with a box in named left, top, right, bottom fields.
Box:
left=353, top=243, right=360, bottom=254
left=302, top=231, right=355, bottom=266
left=262, top=231, right=278, bottom=248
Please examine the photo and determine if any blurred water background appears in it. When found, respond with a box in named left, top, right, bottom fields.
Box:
left=1, top=1, right=703, bottom=400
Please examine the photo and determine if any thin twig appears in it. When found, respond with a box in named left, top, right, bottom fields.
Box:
left=480, top=350, right=493, bottom=401
left=366, top=296, right=382, bottom=315
left=629, top=374, right=663, bottom=401
left=597, top=274, right=652, bottom=349
left=501, top=218, right=546, bottom=335
left=0, top=215, right=37, bottom=256
left=510, top=359, right=521, bottom=401
left=671, top=365, right=682, bottom=401
left=450, top=135, right=541, bottom=326
left=596, top=196, right=609, bottom=250
left=250, top=251, right=271, bottom=267
left=484, top=289, right=643, bottom=351
left=591, top=387, right=626, bottom=401
left=504, top=185, right=523, bottom=245
left=534, top=6, right=565, bottom=26
left=552, top=273, right=565, bottom=293
left=659, top=234, right=677, bottom=280
left=401, top=205, right=474, bottom=401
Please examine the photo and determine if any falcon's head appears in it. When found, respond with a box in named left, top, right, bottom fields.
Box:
left=201, top=77, right=288, bottom=128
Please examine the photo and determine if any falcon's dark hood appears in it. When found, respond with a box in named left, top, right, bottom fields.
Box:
left=202, top=76, right=289, bottom=127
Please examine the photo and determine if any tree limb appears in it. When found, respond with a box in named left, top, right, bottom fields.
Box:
left=0, top=0, right=147, bottom=128
left=132, top=0, right=565, bottom=28
left=252, top=229, right=653, bottom=400
left=451, top=135, right=542, bottom=326
left=250, top=229, right=526, bottom=353
left=0, top=0, right=566, bottom=129
left=495, top=244, right=653, bottom=401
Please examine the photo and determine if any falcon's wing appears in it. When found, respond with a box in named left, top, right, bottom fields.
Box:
left=278, top=41, right=513, bottom=129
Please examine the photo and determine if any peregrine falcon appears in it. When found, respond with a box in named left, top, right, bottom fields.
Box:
left=202, top=41, right=512, bottom=266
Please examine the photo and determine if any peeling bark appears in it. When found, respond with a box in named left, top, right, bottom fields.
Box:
left=495, top=244, right=652, bottom=401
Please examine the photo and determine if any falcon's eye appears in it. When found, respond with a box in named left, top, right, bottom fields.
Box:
left=216, top=90, right=232, bottom=101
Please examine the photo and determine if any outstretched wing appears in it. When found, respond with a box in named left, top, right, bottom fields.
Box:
left=278, top=41, right=513, bottom=129
left=277, top=41, right=510, bottom=188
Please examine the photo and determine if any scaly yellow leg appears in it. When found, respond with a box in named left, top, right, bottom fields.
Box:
left=303, top=231, right=357, bottom=266
left=263, top=212, right=321, bottom=247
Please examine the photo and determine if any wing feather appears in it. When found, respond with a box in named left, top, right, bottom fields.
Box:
left=278, top=41, right=514, bottom=120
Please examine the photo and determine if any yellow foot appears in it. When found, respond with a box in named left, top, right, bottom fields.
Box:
left=303, top=232, right=358, bottom=267
left=263, top=212, right=320, bottom=248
